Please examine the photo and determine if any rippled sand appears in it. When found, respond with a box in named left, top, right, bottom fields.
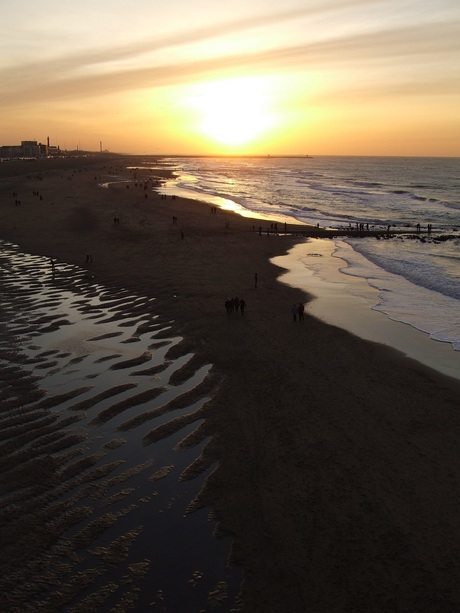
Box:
left=0, top=242, right=241, bottom=612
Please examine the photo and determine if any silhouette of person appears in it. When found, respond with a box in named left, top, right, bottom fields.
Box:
left=298, top=303, right=305, bottom=321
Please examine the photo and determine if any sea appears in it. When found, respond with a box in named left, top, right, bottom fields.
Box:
left=155, top=155, right=460, bottom=379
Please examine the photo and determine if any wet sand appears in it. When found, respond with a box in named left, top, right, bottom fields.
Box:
left=0, top=241, right=241, bottom=611
left=2, top=155, right=460, bottom=611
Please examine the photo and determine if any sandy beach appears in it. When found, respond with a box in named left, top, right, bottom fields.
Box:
left=2, top=155, right=460, bottom=612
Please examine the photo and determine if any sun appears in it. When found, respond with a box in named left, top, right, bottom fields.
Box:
left=191, top=77, right=275, bottom=147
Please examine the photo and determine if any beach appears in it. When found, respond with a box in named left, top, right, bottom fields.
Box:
left=2, top=155, right=460, bottom=612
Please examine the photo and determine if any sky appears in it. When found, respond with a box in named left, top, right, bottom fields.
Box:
left=1, top=0, right=460, bottom=156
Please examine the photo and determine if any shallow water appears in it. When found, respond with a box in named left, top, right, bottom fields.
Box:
left=0, top=241, right=241, bottom=611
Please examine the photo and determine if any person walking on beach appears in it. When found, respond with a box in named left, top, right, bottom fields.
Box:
left=254, top=273, right=258, bottom=288
left=298, top=302, right=305, bottom=321
left=240, top=298, right=246, bottom=315
left=291, top=304, right=298, bottom=322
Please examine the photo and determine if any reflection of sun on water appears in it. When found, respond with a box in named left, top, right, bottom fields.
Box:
left=191, top=77, right=276, bottom=147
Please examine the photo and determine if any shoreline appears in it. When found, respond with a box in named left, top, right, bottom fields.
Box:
left=163, top=161, right=460, bottom=381
left=2, top=156, right=460, bottom=611
left=274, top=239, right=460, bottom=381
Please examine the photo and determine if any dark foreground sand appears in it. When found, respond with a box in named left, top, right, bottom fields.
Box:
left=1, top=155, right=460, bottom=612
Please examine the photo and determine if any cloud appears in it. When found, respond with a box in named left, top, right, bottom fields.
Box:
left=1, top=3, right=355, bottom=79
left=1, top=7, right=459, bottom=109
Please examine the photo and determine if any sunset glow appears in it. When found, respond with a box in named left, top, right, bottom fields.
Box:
left=1, top=0, right=459, bottom=156
left=192, top=78, right=276, bottom=147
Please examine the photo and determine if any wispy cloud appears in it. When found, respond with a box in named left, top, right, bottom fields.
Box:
left=1, top=3, right=357, bottom=80
left=1, top=8, right=459, bottom=109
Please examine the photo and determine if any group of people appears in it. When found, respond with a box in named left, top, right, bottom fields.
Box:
left=255, top=222, right=288, bottom=236
left=417, top=223, right=433, bottom=233
left=225, top=296, right=246, bottom=315
left=159, top=193, right=176, bottom=200
left=225, top=296, right=305, bottom=321
left=291, top=303, right=305, bottom=322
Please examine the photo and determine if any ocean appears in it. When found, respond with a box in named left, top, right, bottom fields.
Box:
left=155, top=155, right=460, bottom=376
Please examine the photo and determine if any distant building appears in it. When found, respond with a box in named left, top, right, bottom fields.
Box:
left=0, top=145, right=22, bottom=158
left=47, top=145, right=60, bottom=157
left=20, top=140, right=41, bottom=158
left=0, top=137, right=60, bottom=160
